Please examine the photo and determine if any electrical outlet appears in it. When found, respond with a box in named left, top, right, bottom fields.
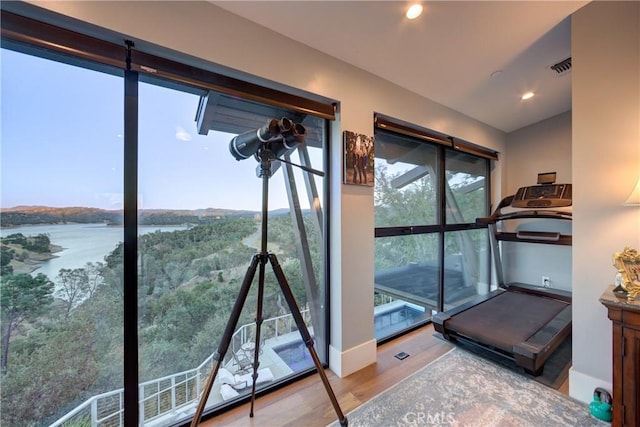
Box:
left=542, top=276, right=550, bottom=287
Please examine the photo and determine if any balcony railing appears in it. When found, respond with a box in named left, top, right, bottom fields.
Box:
left=48, top=309, right=311, bottom=427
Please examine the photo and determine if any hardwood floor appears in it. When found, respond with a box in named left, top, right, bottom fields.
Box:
left=198, top=324, right=568, bottom=427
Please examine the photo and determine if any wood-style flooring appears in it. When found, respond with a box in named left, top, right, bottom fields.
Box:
left=198, top=324, right=569, bottom=427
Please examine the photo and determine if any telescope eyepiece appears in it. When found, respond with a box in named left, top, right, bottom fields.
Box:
left=257, top=118, right=281, bottom=142
left=278, top=117, right=293, bottom=134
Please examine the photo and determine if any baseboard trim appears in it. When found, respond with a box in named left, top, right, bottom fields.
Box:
left=329, top=339, right=377, bottom=378
left=569, top=366, right=612, bottom=404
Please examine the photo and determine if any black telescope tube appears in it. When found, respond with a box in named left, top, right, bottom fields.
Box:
left=229, top=118, right=281, bottom=160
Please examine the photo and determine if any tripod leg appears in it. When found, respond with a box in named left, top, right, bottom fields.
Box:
left=190, top=254, right=261, bottom=427
left=248, top=256, right=267, bottom=417
left=267, top=253, right=348, bottom=427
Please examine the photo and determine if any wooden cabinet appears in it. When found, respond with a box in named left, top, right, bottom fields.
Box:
left=600, top=286, right=640, bottom=426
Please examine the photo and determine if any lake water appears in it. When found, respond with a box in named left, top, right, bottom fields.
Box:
left=1, top=223, right=186, bottom=281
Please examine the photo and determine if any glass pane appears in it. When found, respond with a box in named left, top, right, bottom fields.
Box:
left=137, top=82, right=327, bottom=424
left=1, top=49, right=123, bottom=426
left=374, top=132, right=439, bottom=227
left=445, top=150, right=488, bottom=224
left=373, top=234, right=437, bottom=339
left=443, top=229, right=491, bottom=311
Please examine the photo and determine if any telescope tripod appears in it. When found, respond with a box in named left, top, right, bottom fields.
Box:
left=190, top=149, right=347, bottom=426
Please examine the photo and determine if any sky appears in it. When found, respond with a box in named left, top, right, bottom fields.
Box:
left=1, top=48, right=322, bottom=212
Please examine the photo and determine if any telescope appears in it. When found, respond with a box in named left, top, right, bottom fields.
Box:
left=192, top=114, right=344, bottom=427
left=229, top=117, right=307, bottom=161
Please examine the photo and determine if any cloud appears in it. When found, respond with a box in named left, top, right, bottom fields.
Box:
left=175, top=126, right=192, bottom=142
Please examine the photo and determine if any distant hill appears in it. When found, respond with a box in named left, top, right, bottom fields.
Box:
left=0, top=206, right=262, bottom=227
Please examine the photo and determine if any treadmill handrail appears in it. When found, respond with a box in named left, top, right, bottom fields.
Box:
left=477, top=209, right=572, bottom=225
left=477, top=193, right=572, bottom=226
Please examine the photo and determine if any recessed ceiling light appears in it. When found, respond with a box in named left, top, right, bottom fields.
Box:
left=521, top=91, right=535, bottom=100
left=406, top=4, right=423, bottom=20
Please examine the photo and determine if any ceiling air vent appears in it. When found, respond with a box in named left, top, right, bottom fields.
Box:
left=550, top=57, right=572, bottom=75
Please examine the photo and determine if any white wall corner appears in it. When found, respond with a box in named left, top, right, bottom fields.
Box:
left=569, top=366, right=612, bottom=405
left=329, top=339, right=377, bottom=378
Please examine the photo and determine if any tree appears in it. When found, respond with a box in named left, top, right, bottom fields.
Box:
left=56, top=268, right=90, bottom=318
left=84, top=262, right=105, bottom=299
left=0, top=273, right=54, bottom=372
left=0, top=314, right=99, bottom=426
left=23, top=233, right=51, bottom=253
left=0, top=247, right=14, bottom=276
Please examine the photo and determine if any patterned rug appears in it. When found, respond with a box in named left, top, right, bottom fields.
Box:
left=329, top=348, right=607, bottom=427
left=449, top=335, right=572, bottom=390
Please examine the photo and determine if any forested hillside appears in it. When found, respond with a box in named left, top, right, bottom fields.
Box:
left=0, top=213, right=319, bottom=427
left=0, top=206, right=257, bottom=227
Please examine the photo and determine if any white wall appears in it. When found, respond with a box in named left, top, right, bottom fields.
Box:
left=503, top=112, right=572, bottom=291
left=570, top=1, right=640, bottom=403
left=18, top=0, right=507, bottom=377
left=506, top=111, right=572, bottom=194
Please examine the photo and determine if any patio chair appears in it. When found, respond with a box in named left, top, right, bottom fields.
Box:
left=218, top=367, right=275, bottom=396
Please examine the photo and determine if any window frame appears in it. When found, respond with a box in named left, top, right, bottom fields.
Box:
left=373, top=113, right=494, bottom=335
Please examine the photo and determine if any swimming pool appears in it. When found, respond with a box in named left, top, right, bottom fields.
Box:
left=374, top=304, right=426, bottom=339
left=273, top=305, right=426, bottom=371
left=273, top=340, right=315, bottom=372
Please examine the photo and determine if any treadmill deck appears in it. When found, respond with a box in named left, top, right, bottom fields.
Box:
left=444, top=290, right=569, bottom=353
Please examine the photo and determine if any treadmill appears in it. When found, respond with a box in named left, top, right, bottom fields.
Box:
left=433, top=175, right=572, bottom=376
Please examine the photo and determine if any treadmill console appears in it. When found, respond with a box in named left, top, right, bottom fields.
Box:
left=511, top=184, right=572, bottom=208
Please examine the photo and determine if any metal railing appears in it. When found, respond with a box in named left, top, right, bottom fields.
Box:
left=49, top=309, right=311, bottom=427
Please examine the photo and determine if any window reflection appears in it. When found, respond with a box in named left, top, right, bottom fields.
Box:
left=445, top=151, right=488, bottom=224
left=374, top=133, right=439, bottom=228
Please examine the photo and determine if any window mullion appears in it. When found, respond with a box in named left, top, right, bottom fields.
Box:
left=123, top=65, right=139, bottom=427
left=437, top=146, right=446, bottom=312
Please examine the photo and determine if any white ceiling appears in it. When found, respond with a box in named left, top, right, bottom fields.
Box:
left=212, top=1, right=589, bottom=133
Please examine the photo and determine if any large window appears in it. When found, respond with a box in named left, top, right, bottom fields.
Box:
left=136, top=82, right=329, bottom=424
left=0, top=48, right=125, bottom=427
left=373, top=115, right=494, bottom=340
left=1, top=10, right=331, bottom=427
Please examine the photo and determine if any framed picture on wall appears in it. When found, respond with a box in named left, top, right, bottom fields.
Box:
left=343, top=130, right=374, bottom=186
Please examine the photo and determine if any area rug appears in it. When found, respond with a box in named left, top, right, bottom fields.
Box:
left=329, top=348, right=607, bottom=427
left=450, top=335, right=572, bottom=390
